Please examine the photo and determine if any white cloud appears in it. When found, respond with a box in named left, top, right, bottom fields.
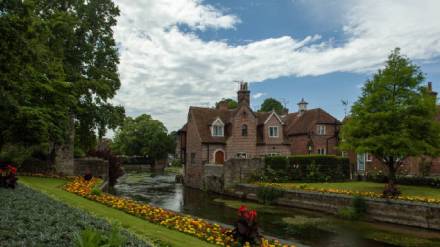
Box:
left=112, top=0, right=440, bottom=132
left=252, top=93, right=266, bottom=99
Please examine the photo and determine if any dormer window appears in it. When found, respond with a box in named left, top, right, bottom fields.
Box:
left=317, top=125, right=326, bottom=135
left=211, top=118, right=224, bottom=137
left=269, top=126, right=279, bottom=138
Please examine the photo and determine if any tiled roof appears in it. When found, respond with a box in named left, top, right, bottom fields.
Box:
left=187, top=106, right=340, bottom=143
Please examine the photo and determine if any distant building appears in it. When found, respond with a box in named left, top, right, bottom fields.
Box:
left=177, top=82, right=341, bottom=188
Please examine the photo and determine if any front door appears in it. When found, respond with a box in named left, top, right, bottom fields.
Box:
left=357, top=153, right=366, bottom=174
left=215, top=151, right=225, bottom=164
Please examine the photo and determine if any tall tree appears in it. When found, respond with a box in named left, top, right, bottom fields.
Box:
left=259, top=98, right=288, bottom=115
left=215, top=98, right=238, bottom=109
left=340, top=48, right=440, bottom=196
left=112, top=114, right=174, bottom=160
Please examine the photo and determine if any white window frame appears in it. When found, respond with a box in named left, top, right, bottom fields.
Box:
left=366, top=153, right=373, bottom=162
left=268, top=126, right=279, bottom=138
left=211, top=118, right=224, bottom=137
left=341, top=151, right=348, bottom=157
left=316, top=125, right=326, bottom=135
left=267, top=153, right=280, bottom=157
left=317, top=148, right=326, bottom=155
left=236, top=152, right=247, bottom=159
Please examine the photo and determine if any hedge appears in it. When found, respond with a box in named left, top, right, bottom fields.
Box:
left=367, top=174, right=440, bottom=188
left=263, top=155, right=350, bottom=182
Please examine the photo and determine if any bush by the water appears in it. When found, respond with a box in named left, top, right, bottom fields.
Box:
left=338, top=196, right=368, bottom=220
left=0, top=184, right=150, bottom=246
left=259, top=155, right=350, bottom=182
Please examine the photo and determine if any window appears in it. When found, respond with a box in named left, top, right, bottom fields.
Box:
left=317, top=148, right=326, bottom=155
left=241, top=124, right=248, bottom=136
left=190, top=153, right=196, bottom=164
left=366, top=153, right=373, bottom=162
left=269, top=126, right=279, bottom=137
left=316, top=125, right=326, bottom=135
left=267, top=153, right=280, bottom=157
left=341, top=151, right=348, bottom=157
left=236, top=152, right=247, bottom=159
left=211, top=118, right=224, bottom=137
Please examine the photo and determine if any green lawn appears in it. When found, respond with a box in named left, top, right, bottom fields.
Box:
left=19, top=176, right=215, bottom=247
left=273, top=181, right=440, bottom=199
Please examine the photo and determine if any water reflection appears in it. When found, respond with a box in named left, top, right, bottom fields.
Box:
left=114, top=171, right=409, bottom=247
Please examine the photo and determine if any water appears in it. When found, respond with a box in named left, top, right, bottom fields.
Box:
left=113, top=170, right=438, bottom=247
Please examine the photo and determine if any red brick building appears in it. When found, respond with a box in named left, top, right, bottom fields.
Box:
left=177, top=82, right=341, bottom=188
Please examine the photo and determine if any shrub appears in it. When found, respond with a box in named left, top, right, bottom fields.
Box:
left=366, top=175, right=440, bottom=189
left=256, top=186, right=284, bottom=205
left=338, top=196, right=368, bottom=220
left=91, top=188, right=102, bottom=196
left=74, top=226, right=127, bottom=247
left=263, top=155, right=350, bottom=182
left=232, top=205, right=260, bottom=245
left=0, top=185, right=149, bottom=246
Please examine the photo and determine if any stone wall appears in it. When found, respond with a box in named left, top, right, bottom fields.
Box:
left=223, top=158, right=264, bottom=189
left=73, top=157, right=109, bottom=179
left=230, top=184, right=440, bottom=230
left=199, top=158, right=264, bottom=193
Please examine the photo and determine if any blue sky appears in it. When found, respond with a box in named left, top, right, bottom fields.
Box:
left=113, top=0, right=440, bottom=131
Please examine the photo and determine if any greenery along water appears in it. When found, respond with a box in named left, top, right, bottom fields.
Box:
left=113, top=171, right=440, bottom=247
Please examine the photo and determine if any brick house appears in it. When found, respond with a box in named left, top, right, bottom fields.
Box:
left=347, top=82, right=440, bottom=177
left=177, top=82, right=341, bottom=188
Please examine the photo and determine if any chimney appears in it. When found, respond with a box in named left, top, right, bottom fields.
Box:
left=297, top=98, right=308, bottom=115
left=237, top=81, right=250, bottom=106
left=217, top=100, right=229, bottom=110
left=428, top=82, right=438, bottom=99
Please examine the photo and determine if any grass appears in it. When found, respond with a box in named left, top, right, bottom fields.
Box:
left=19, top=176, right=215, bottom=247
left=164, top=166, right=183, bottom=174
left=271, top=181, right=440, bottom=199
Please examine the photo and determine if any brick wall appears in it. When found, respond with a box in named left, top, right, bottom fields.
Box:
left=226, top=106, right=257, bottom=159
left=256, top=144, right=290, bottom=156
left=184, top=112, right=204, bottom=189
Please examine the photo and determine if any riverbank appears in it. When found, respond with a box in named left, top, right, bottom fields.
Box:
left=19, top=176, right=216, bottom=247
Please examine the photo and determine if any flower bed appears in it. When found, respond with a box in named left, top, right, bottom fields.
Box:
left=64, top=177, right=294, bottom=247
left=256, top=182, right=440, bottom=204
left=0, top=162, right=17, bottom=188
left=0, top=184, right=149, bottom=246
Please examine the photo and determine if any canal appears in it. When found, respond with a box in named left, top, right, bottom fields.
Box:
left=113, top=170, right=439, bottom=247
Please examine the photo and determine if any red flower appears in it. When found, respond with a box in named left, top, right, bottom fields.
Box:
left=238, top=205, right=248, bottom=216
left=7, top=165, right=17, bottom=174
left=245, top=210, right=257, bottom=222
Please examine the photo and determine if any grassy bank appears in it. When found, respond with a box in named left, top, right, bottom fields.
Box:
left=19, top=176, right=215, bottom=247
left=257, top=181, right=440, bottom=201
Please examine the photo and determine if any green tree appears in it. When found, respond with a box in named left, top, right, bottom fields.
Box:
left=259, top=98, right=288, bottom=115
left=340, top=48, right=440, bottom=194
left=112, top=115, right=174, bottom=160
left=0, top=0, right=125, bottom=162
left=215, top=98, right=238, bottom=109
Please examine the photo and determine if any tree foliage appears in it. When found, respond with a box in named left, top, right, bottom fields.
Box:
left=112, top=114, right=175, bottom=160
left=258, top=98, right=288, bottom=114
left=0, top=0, right=124, bottom=161
left=215, top=98, right=238, bottom=109
left=340, top=48, right=440, bottom=191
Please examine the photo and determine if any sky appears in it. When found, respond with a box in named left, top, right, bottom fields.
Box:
left=111, top=0, right=440, bottom=132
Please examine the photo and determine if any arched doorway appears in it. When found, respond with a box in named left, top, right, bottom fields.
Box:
left=214, top=150, right=225, bottom=164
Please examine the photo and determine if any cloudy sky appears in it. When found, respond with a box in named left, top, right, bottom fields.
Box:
left=112, top=0, right=440, bottom=132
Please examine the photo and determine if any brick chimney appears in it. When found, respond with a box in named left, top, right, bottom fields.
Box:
left=297, top=98, right=308, bottom=115
left=237, top=81, right=250, bottom=106
left=217, top=100, right=229, bottom=110
left=428, top=82, right=438, bottom=99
